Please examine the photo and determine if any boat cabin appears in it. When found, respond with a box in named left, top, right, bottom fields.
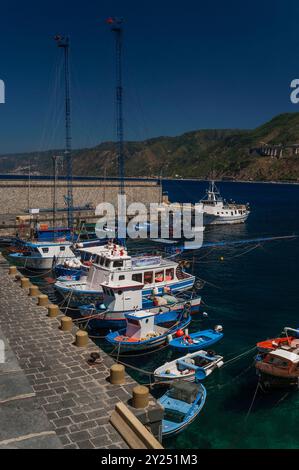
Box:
left=21, top=241, right=75, bottom=258
left=86, top=244, right=186, bottom=290
left=124, top=311, right=157, bottom=340
left=101, top=279, right=144, bottom=312
left=257, top=349, right=299, bottom=378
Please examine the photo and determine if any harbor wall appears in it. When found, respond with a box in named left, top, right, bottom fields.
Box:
left=0, top=178, right=162, bottom=231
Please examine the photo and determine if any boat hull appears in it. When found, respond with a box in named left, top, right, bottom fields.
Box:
left=204, top=213, right=249, bottom=225
left=8, top=253, right=74, bottom=270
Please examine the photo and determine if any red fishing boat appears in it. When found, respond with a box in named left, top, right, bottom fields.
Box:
left=255, top=327, right=299, bottom=388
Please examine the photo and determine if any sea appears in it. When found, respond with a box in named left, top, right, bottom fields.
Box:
left=6, top=180, right=299, bottom=449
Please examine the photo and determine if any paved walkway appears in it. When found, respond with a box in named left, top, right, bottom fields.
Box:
left=0, top=255, right=136, bottom=449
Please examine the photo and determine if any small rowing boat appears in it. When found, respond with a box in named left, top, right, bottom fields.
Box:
left=168, top=326, right=224, bottom=352
left=154, top=350, right=224, bottom=383
left=158, top=381, right=207, bottom=437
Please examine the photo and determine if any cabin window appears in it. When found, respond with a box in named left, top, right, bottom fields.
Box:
left=60, top=246, right=65, bottom=251
left=119, top=275, right=125, bottom=280
left=117, top=290, right=123, bottom=295
left=128, top=319, right=139, bottom=326
left=113, top=260, right=123, bottom=268
left=155, top=270, right=164, bottom=283
left=165, top=268, right=174, bottom=281
left=231, top=212, right=233, bottom=216
left=144, top=271, right=153, bottom=284
left=105, top=259, right=110, bottom=267
left=42, top=247, right=49, bottom=253
left=100, top=257, right=105, bottom=266
left=132, top=273, right=142, bottom=283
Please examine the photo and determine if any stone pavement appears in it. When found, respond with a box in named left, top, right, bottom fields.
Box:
left=0, top=255, right=138, bottom=449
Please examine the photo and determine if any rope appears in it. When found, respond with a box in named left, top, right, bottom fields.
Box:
left=245, top=380, right=260, bottom=422
left=221, top=346, right=257, bottom=368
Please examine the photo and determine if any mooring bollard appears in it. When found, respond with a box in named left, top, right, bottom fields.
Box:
left=38, top=294, right=48, bottom=307
left=21, top=277, right=30, bottom=289
left=60, top=316, right=73, bottom=331
left=29, top=285, right=39, bottom=297
left=48, top=304, right=59, bottom=318
left=110, top=364, right=125, bottom=385
left=9, top=266, right=17, bottom=276
left=132, top=385, right=149, bottom=409
left=75, top=330, right=88, bottom=347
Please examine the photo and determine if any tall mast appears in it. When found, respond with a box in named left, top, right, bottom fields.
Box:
left=106, top=17, right=125, bottom=195
left=54, top=35, right=74, bottom=231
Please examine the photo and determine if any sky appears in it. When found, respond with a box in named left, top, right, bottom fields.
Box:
left=1, top=0, right=299, bottom=153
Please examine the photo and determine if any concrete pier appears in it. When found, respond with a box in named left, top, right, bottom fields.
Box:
left=0, top=254, right=162, bottom=449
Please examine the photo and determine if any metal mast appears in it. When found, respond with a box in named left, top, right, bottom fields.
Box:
left=106, top=17, right=125, bottom=195
left=54, top=35, right=73, bottom=231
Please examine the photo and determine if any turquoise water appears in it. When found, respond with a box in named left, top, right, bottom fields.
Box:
left=10, top=181, right=299, bottom=449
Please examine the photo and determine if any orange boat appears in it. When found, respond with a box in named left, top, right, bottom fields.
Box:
left=255, top=327, right=299, bottom=388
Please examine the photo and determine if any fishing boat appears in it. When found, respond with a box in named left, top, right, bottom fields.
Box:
left=158, top=381, right=207, bottom=437
left=169, top=325, right=224, bottom=352
left=105, top=309, right=191, bottom=352
left=154, top=350, right=224, bottom=383
left=255, top=327, right=299, bottom=387
left=54, top=244, right=195, bottom=307
left=198, top=181, right=250, bottom=225
left=79, top=278, right=202, bottom=329
left=8, top=240, right=76, bottom=270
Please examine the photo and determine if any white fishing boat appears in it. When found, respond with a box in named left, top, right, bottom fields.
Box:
left=8, top=240, right=76, bottom=270
left=154, top=350, right=224, bottom=383
left=199, top=181, right=250, bottom=225
left=54, top=243, right=195, bottom=307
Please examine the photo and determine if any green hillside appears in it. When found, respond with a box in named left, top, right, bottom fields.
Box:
left=1, top=112, right=299, bottom=181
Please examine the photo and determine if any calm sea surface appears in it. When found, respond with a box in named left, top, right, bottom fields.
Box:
left=8, top=181, right=299, bottom=449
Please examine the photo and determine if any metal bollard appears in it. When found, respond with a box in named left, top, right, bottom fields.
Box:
left=38, top=294, right=48, bottom=307
left=75, top=330, right=88, bottom=347
left=110, top=364, right=125, bottom=385
left=132, top=385, right=149, bottom=409
left=60, top=316, right=73, bottom=331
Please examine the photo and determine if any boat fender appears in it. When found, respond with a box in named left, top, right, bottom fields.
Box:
left=167, top=334, right=173, bottom=343
left=214, top=325, right=223, bottom=333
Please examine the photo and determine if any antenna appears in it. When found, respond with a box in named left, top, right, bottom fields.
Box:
left=106, top=18, right=125, bottom=195
left=54, top=35, right=74, bottom=231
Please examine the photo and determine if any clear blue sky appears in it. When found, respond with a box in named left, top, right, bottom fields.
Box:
left=0, top=0, right=299, bottom=153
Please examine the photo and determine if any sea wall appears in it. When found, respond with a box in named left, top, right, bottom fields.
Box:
left=0, top=179, right=162, bottom=214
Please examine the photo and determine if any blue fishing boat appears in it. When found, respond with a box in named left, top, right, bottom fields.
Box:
left=158, top=381, right=207, bottom=437
left=105, top=310, right=191, bottom=352
left=169, top=326, right=224, bottom=352
left=79, top=283, right=202, bottom=330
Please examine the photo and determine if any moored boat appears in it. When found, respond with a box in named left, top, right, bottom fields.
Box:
left=105, top=309, right=191, bottom=352
left=8, top=240, right=76, bottom=270
left=158, top=381, right=207, bottom=437
left=154, top=350, right=224, bottom=383
left=54, top=244, right=195, bottom=307
left=168, top=325, right=224, bottom=352
left=255, top=327, right=299, bottom=388
left=79, top=281, right=202, bottom=330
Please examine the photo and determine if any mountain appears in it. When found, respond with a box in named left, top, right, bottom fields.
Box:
left=2, top=112, right=299, bottom=181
